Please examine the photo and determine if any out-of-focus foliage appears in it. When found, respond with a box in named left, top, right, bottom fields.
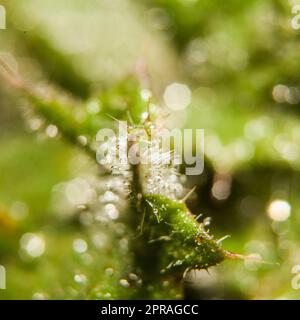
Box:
left=1, top=0, right=300, bottom=299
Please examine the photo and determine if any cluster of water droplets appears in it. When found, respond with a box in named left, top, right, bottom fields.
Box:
left=97, top=133, right=133, bottom=195
left=140, top=126, right=185, bottom=200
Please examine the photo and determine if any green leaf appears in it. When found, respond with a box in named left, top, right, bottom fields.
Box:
left=144, top=194, right=227, bottom=273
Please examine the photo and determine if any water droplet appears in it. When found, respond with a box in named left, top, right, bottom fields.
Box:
left=65, top=178, right=96, bottom=206
left=105, top=203, right=119, bottom=220
left=163, top=83, right=192, bottom=110
left=77, top=135, right=88, bottom=146
left=203, top=217, right=211, bottom=226
left=45, top=124, right=58, bottom=138
left=32, top=292, right=46, bottom=300
left=129, top=273, right=138, bottom=281
left=20, top=233, right=45, bottom=258
left=105, top=268, right=114, bottom=276
left=141, top=112, right=149, bottom=121
left=86, top=100, right=100, bottom=114
left=162, top=280, right=170, bottom=287
left=211, top=180, right=231, bottom=200
left=120, top=279, right=130, bottom=288
left=140, top=89, right=152, bottom=101
left=73, top=239, right=88, bottom=253
left=92, top=232, right=107, bottom=249
left=28, top=118, right=43, bottom=131
left=267, top=199, right=291, bottom=222
left=74, top=273, right=87, bottom=284
left=272, top=84, right=288, bottom=103
left=99, top=191, right=119, bottom=203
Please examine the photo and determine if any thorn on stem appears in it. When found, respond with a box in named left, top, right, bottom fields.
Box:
left=216, top=235, right=231, bottom=245
left=105, top=113, right=122, bottom=124
left=180, top=185, right=197, bottom=203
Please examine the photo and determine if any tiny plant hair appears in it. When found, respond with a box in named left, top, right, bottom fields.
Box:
left=0, top=56, right=240, bottom=299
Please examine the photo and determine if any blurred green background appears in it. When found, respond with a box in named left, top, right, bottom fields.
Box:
left=1, top=0, right=300, bottom=299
